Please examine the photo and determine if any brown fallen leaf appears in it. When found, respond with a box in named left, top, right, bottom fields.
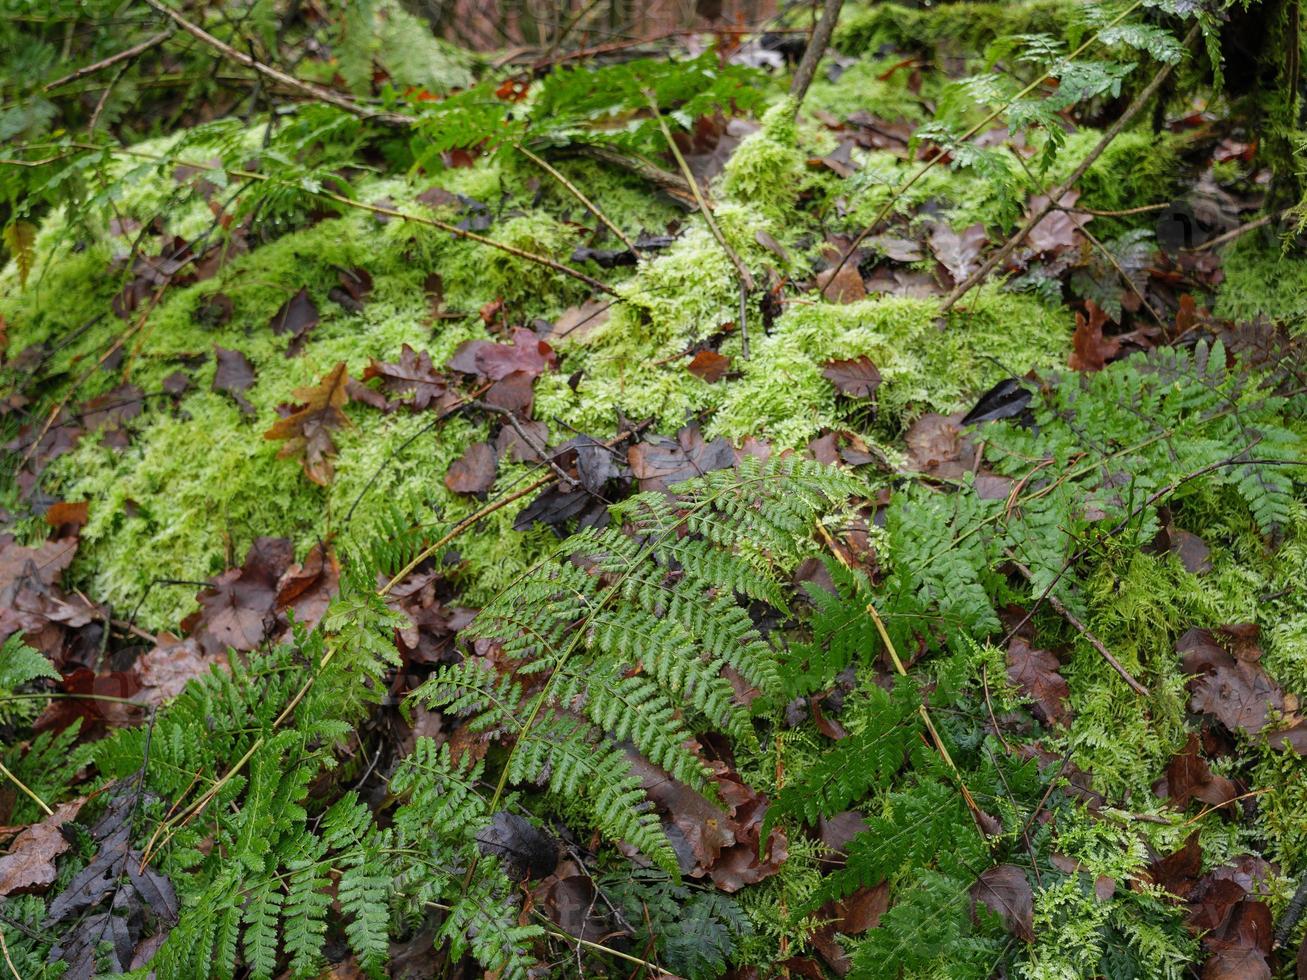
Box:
left=1153, top=734, right=1239, bottom=810
left=447, top=326, right=556, bottom=381
left=44, top=501, right=88, bottom=530
left=263, top=363, right=351, bottom=485
left=0, top=799, right=85, bottom=897
left=1068, top=300, right=1119, bottom=373
left=627, top=423, right=735, bottom=492
left=822, top=356, right=882, bottom=399
left=815, top=263, right=866, bottom=304
left=362, top=344, right=453, bottom=411
left=185, top=537, right=292, bottom=656
left=445, top=441, right=497, bottom=494
left=1006, top=637, right=1071, bottom=727
left=269, top=286, right=320, bottom=356
left=970, top=864, right=1034, bottom=942
left=274, top=542, right=340, bottom=634
left=928, top=222, right=987, bottom=285
left=687, top=350, right=731, bottom=383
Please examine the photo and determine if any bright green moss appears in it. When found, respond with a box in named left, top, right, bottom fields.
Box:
left=718, top=100, right=810, bottom=222
left=834, top=0, right=1079, bottom=58
left=1045, top=128, right=1185, bottom=235
left=1212, top=232, right=1307, bottom=331
left=803, top=55, right=935, bottom=124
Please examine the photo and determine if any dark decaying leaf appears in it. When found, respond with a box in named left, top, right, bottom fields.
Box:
left=328, top=266, right=373, bottom=313
left=815, top=263, right=866, bottom=304
left=444, top=441, right=497, bottom=494
left=81, top=383, right=144, bottom=434
left=274, top=541, right=340, bottom=634
left=1165, top=525, right=1212, bottom=575
left=494, top=418, right=548, bottom=462
left=1153, top=734, right=1239, bottom=809
left=269, top=286, right=320, bottom=356
left=960, top=377, right=1032, bottom=425
left=627, top=422, right=734, bottom=491
left=822, top=356, right=881, bottom=399
left=447, top=326, right=556, bottom=382
left=1145, top=831, right=1204, bottom=899
left=1006, top=637, right=1071, bottom=727
left=969, top=864, right=1034, bottom=942
left=263, top=362, right=352, bottom=485
left=212, top=346, right=256, bottom=415
left=476, top=811, right=558, bottom=882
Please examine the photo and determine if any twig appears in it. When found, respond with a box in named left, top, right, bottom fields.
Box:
left=940, top=25, right=1199, bottom=313
left=646, top=91, right=755, bottom=356
left=788, top=0, right=845, bottom=107
left=1004, top=548, right=1148, bottom=696
left=44, top=29, right=172, bottom=90
left=0, top=759, right=54, bottom=817
left=821, top=0, right=1147, bottom=297
left=1075, top=219, right=1165, bottom=327
left=517, top=144, right=637, bottom=252
left=1184, top=208, right=1290, bottom=252
left=0, top=926, right=20, bottom=980
left=470, top=400, right=579, bottom=488
left=569, top=142, right=695, bottom=208
left=139, top=0, right=409, bottom=126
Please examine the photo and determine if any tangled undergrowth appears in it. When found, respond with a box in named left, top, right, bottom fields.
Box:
left=2, top=0, right=1306, bottom=977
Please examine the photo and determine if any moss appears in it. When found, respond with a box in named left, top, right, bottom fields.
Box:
left=1212, top=231, right=1307, bottom=331
left=718, top=100, right=810, bottom=222
left=834, top=0, right=1079, bottom=59
left=1043, top=128, right=1186, bottom=236
left=803, top=55, right=935, bottom=124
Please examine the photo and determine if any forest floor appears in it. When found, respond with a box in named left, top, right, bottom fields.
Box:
left=2, top=1, right=1307, bottom=978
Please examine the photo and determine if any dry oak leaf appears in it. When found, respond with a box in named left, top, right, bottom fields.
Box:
left=362, top=344, right=453, bottom=411
left=687, top=350, right=731, bottom=383
left=445, top=441, right=497, bottom=494
left=1006, top=637, right=1071, bottom=727
left=447, top=326, right=556, bottom=381
left=263, top=362, right=351, bottom=485
left=0, top=799, right=86, bottom=897
left=627, top=422, right=734, bottom=492
left=212, top=345, right=257, bottom=415
left=187, top=537, right=292, bottom=656
left=822, top=356, right=882, bottom=399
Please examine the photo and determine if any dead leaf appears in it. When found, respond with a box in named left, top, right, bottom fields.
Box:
left=212, top=346, right=256, bottom=415
left=186, top=537, right=292, bottom=656
left=448, top=326, right=556, bottom=382
left=627, top=423, right=735, bottom=491
left=1069, top=300, right=1119, bottom=372
left=445, top=442, right=497, bottom=494
left=903, top=412, right=962, bottom=474
left=1167, top=525, right=1212, bottom=575
left=1145, top=831, right=1203, bottom=900
left=1006, top=637, right=1071, bottom=727
left=0, top=799, right=85, bottom=896
left=822, top=356, right=882, bottom=399
left=269, top=287, right=319, bottom=356
left=551, top=299, right=611, bottom=342
left=1153, top=734, right=1239, bottom=809
left=970, top=864, right=1034, bottom=942
left=815, top=263, right=866, bottom=304
left=44, top=501, right=88, bottom=531
left=1189, top=660, right=1284, bottom=736
left=928, top=222, right=987, bottom=285
left=274, top=542, right=339, bottom=634
left=362, top=345, right=453, bottom=411
left=263, top=363, right=351, bottom=485
left=688, top=350, right=731, bottom=383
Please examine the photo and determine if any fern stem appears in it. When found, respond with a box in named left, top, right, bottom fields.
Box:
left=822, top=0, right=1146, bottom=296
left=0, top=759, right=53, bottom=816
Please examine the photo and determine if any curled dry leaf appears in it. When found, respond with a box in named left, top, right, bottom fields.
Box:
left=263, top=362, right=351, bottom=485
left=628, top=422, right=735, bottom=492
left=1006, top=637, right=1071, bottom=727
left=688, top=349, right=731, bottom=383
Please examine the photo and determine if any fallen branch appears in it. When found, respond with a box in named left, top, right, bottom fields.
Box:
left=140, top=0, right=409, bottom=126
left=518, top=144, right=637, bottom=253
left=940, top=24, right=1199, bottom=313
left=44, top=29, right=173, bottom=91
left=788, top=0, right=845, bottom=108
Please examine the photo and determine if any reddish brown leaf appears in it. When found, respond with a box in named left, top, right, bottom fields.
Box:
left=447, top=326, right=556, bottom=382
left=362, top=345, right=453, bottom=411
left=81, top=383, right=144, bottom=433
left=263, top=363, right=351, bottom=485
left=1202, top=948, right=1270, bottom=980
left=822, top=356, right=882, bottom=399
left=687, top=350, right=730, bottom=383
left=0, top=799, right=85, bottom=897
left=928, top=222, right=987, bottom=285
left=1145, top=831, right=1203, bottom=900
left=904, top=412, right=963, bottom=474
left=133, top=637, right=226, bottom=706
left=483, top=370, right=536, bottom=415
left=44, top=501, right=88, bottom=530
left=970, top=864, right=1034, bottom=942
left=494, top=419, right=548, bottom=463
left=1026, top=192, right=1089, bottom=255
left=212, top=346, right=256, bottom=415
left=274, top=542, right=340, bottom=634
left=1006, top=637, right=1071, bottom=727
left=1069, top=300, right=1118, bottom=373
left=1189, top=661, right=1284, bottom=736
left=329, top=267, right=372, bottom=313
left=1154, top=734, right=1239, bottom=809
left=1167, top=525, right=1213, bottom=575
left=627, top=423, right=735, bottom=491
left=444, top=442, right=497, bottom=494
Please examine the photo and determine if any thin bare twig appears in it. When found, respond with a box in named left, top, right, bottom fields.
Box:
left=44, top=29, right=172, bottom=91
left=517, top=144, right=637, bottom=253
left=646, top=91, right=755, bottom=356
left=0, top=759, right=54, bottom=816
left=1004, top=548, right=1148, bottom=696
left=139, top=0, right=409, bottom=125
left=940, top=24, right=1199, bottom=312
left=1184, top=208, right=1290, bottom=252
